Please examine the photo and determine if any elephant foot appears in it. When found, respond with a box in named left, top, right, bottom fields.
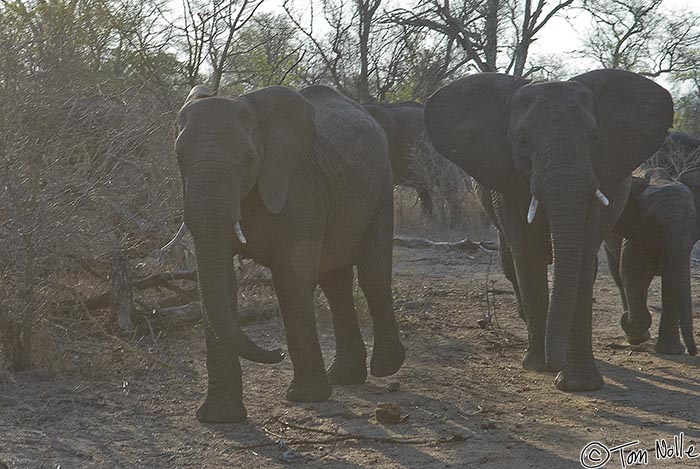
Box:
left=370, top=336, right=405, bottom=378
left=196, top=397, right=247, bottom=424
left=554, top=360, right=604, bottom=392
left=327, top=353, right=367, bottom=385
left=655, top=336, right=685, bottom=355
left=522, top=349, right=552, bottom=372
left=620, top=312, right=651, bottom=345
left=286, top=374, right=332, bottom=402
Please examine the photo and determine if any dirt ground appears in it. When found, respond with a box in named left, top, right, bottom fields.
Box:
left=4, top=242, right=700, bottom=468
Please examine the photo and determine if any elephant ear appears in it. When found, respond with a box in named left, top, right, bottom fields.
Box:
left=424, top=73, right=529, bottom=195
left=613, top=176, right=650, bottom=238
left=242, top=86, right=315, bottom=214
left=570, top=70, right=673, bottom=194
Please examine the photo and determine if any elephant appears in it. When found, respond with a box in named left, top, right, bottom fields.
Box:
left=363, top=101, right=467, bottom=223
left=167, top=84, right=405, bottom=423
left=605, top=167, right=700, bottom=356
left=424, top=70, right=673, bottom=391
left=645, top=132, right=700, bottom=176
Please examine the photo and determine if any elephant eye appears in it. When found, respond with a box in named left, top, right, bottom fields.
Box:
left=517, top=135, right=528, bottom=149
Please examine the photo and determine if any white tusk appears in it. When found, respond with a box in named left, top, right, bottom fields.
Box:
left=161, top=222, right=187, bottom=251
left=235, top=221, right=248, bottom=245
left=527, top=196, right=539, bottom=224
left=595, top=189, right=610, bottom=207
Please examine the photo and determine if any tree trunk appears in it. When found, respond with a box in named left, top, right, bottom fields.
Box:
left=111, top=250, right=135, bottom=337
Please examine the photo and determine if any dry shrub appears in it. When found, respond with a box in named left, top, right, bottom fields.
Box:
left=643, top=138, right=700, bottom=176
left=0, top=78, right=181, bottom=372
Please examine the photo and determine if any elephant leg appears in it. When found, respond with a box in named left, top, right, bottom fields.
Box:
left=319, top=266, right=367, bottom=384
left=555, top=240, right=604, bottom=392
left=512, top=250, right=550, bottom=372
left=357, top=211, right=405, bottom=378
left=499, top=233, right=524, bottom=322
left=272, top=266, right=331, bottom=403
left=196, top=324, right=246, bottom=423
left=197, top=254, right=246, bottom=423
left=620, top=239, right=654, bottom=345
left=656, top=260, right=689, bottom=355
left=604, top=239, right=628, bottom=313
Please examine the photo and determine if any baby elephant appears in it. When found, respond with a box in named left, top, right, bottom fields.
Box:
left=605, top=167, right=700, bottom=355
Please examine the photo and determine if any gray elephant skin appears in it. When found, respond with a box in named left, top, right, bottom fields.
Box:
left=363, top=102, right=436, bottom=215
left=605, top=167, right=700, bottom=356
left=425, top=70, right=673, bottom=391
left=173, top=84, right=405, bottom=423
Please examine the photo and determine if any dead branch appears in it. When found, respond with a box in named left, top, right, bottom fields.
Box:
left=151, top=303, right=279, bottom=328
left=59, top=284, right=176, bottom=370
left=232, top=416, right=471, bottom=450
left=393, top=236, right=497, bottom=252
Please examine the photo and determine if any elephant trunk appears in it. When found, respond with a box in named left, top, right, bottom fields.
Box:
left=662, top=244, right=697, bottom=355
left=538, top=173, right=594, bottom=371
left=185, top=166, right=283, bottom=364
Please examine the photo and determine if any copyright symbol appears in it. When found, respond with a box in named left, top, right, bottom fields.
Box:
left=580, top=441, right=611, bottom=469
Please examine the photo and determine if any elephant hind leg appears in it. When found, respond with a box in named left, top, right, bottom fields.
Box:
left=319, top=266, right=367, bottom=384
left=357, top=207, right=405, bottom=378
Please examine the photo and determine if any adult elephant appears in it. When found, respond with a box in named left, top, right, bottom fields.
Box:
left=605, top=167, right=700, bottom=356
left=425, top=70, right=673, bottom=391
left=168, top=84, right=405, bottom=423
left=363, top=101, right=464, bottom=221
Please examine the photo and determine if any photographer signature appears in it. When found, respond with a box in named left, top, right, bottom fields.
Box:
left=580, top=433, right=699, bottom=468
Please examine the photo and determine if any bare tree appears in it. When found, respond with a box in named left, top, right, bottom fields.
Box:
left=389, top=0, right=575, bottom=77
left=175, top=0, right=266, bottom=92
left=219, top=13, right=308, bottom=93
left=580, top=0, right=700, bottom=77
left=283, top=0, right=411, bottom=102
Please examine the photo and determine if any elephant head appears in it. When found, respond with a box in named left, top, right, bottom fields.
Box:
left=425, top=70, right=673, bottom=370
left=172, top=85, right=315, bottom=364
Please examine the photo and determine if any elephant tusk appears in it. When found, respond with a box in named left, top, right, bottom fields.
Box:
left=235, top=221, right=248, bottom=245
left=161, top=222, right=187, bottom=251
left=527, top=196, right=539, bottom=224
left=595, top=189, right=610, bottom=207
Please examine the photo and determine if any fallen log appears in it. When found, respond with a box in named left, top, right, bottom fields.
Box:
left=79, top=270, right=198, bottom=311
left=393, top=237, right=497, bottom=252
left=151, top=303, right=280, bottom=328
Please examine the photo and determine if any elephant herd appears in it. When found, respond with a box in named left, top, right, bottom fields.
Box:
left=166, top=69, right=700, bottom=424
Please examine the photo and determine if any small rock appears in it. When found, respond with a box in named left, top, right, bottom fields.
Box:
left=375, top=402, right=402, bottom=424
left=385, top=381, right=400, bottom=393
left=480, top=420, right=497, bottom=430
left=477, top=317, right=491, bottom=329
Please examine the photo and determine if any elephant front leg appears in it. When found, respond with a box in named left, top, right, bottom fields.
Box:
left=273, top=268, right=332, bottom=402
left=197, top=324, right=247, bottom=423
left=504, top=233, right=550, bottom=372
left=619, top=239, right=654, bottom=346
left=197, top=254, right=246, bottom=424
left=603, top=237, right=628, bottom=313
left=555, top=247, right=604, bottom=392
